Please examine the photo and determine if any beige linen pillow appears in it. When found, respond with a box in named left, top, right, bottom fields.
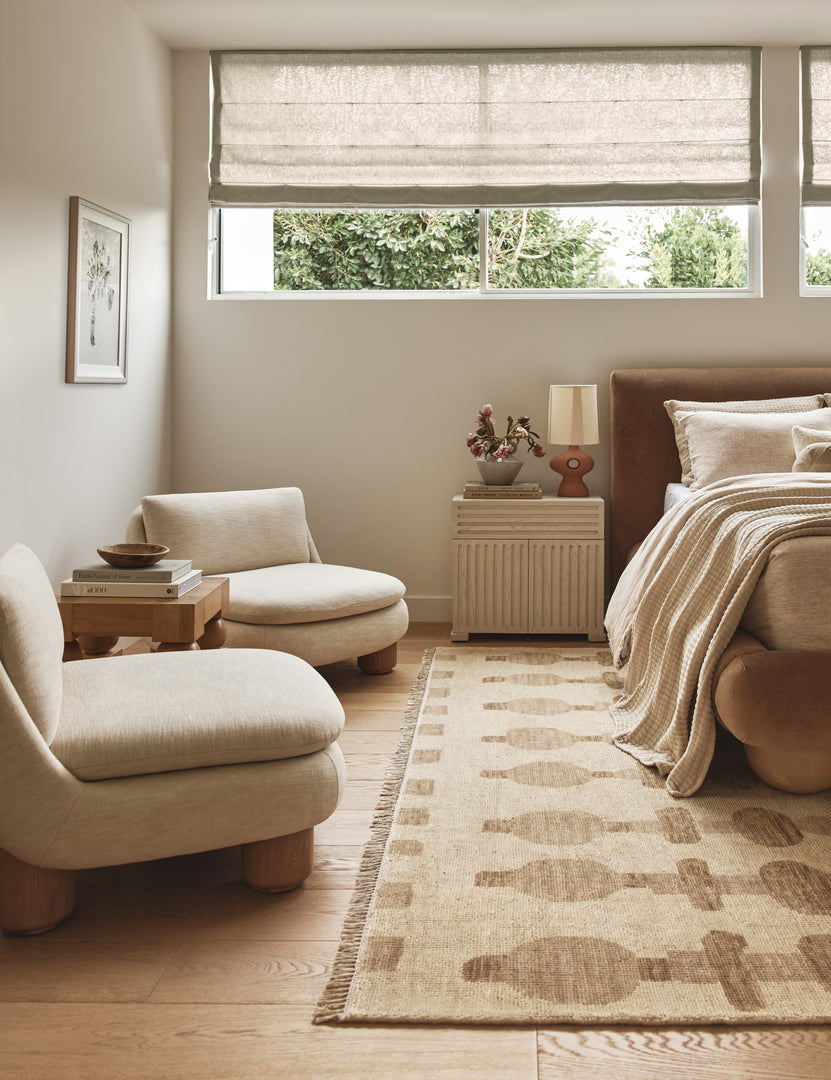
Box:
left=792, top=424, right=831, bottom=472
left=664, top=395, right=826, bottom=486
left=676, top=407, right=831, bottom=489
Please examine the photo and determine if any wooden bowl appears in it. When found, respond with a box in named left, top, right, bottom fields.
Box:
left=97, top=543, right=170, bottom=568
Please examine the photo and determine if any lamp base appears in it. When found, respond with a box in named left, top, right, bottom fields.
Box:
left=550, top=446, right=594, bottom=497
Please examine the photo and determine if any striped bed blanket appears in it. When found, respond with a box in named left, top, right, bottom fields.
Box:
left=605, top=473, right=831, bottom=796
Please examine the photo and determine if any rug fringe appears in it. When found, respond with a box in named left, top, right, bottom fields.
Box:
left=313, top=647, right=436, bottom=1024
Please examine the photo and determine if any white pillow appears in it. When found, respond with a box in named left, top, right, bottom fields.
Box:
left=792, top=424, right=831, bottom=472
left=664, top=395, right=826, bottom=486
left=676, top=408, right=831, bottom=489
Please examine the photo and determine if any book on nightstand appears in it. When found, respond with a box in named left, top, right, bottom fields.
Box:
left=60, top=568, right=203, bottom=598
left=462, top=482, right=543, bottom=499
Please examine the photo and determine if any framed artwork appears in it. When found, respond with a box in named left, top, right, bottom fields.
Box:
left=66, top=196, right=130, bottom=383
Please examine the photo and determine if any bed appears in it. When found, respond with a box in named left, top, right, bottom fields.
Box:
left=607, top=366, right=831, bottom=796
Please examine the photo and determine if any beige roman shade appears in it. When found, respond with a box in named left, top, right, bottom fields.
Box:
left=802, top=46, right=831, bottom=206
left=209, top=47, right=761, bottom=209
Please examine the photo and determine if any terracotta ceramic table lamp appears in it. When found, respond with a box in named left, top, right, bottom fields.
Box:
left=547, top=384, right=600, bottom=497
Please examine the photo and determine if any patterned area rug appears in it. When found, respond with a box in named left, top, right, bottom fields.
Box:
left=315, top=646, right=831, bottom=1025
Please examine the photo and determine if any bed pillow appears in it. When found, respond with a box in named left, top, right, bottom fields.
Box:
left=792, top=425, right=831, bottom=472
left=675, top=407, right=831, bottom=489
left=665, top=395, right=826, bottom=486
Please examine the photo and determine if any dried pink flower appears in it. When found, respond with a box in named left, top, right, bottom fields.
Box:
left=465, top=404, right=547, bottom=461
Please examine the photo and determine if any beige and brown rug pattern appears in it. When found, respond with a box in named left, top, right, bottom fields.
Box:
left=316, top=647, right=831, bottom=1025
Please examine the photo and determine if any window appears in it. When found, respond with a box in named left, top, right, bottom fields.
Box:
left=210, top=48, right=760, bottom=296
left=218, top=205, right=753, bottom=294
left=801, top=47, right=831, bottom=291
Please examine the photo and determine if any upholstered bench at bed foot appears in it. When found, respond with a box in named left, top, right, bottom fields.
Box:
left=713, top=630, right=831, bottom=793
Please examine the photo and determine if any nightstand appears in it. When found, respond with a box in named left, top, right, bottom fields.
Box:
left=451, top=495, right=605, bottom=642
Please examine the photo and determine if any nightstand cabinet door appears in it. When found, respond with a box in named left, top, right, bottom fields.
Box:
left=450, top=495, right=606, bottom=641
left=452, top=540, right=529, bottom=634
left=529, top=539, right=605, bottom=637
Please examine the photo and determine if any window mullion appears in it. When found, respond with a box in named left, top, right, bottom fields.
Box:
left=479, top=209, right=488, bottom=292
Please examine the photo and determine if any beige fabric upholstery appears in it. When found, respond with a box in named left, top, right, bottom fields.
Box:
left=675, top=407, right=831, bottom=489
left=664, top=395, right=826, bottom=486
left=225, top=563, right=406, bottom=625
left=792, top=424, right=831, bottom=472
left=0, top=543, right=345, bottom=872
left=0, top=544, right=64, bottom=742
left=141, top=488, right=314, bottom=574
left=224, top=598, right=410, bottom=667
left=128, top=487, right=408, bottom=669
left=54, top=649, right=344, bottom=781
left=740, top=536, right=831, bottom=650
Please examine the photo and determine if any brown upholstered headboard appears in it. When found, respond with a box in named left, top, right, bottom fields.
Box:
left=609, top=367, right=831, bottom=583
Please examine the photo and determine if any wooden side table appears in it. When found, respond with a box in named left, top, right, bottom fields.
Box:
left=451, top=495, right=605, bottom=642
left=58, top=577, right=230, bottom=660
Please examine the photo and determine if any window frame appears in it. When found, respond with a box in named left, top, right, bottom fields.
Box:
left=209, top=205, right=762, bottom=301
left=800, top=205, right=831, bottom=297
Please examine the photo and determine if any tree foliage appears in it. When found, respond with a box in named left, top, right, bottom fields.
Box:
left=806, top=246, right=831, bottom=286
left=273, top=210, right=478, bottom=290
left=628, top=207, right=747, bottom=288
left=272, top=209, right=618, bottom=290
left=486, top=209, right=617, bottom=288
left=270, top=206, right=751, bottom=291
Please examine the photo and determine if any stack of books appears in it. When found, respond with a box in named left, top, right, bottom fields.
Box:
left=462, top=482, right=543, bottom=499
left=60, top=559, right=202, bottom=598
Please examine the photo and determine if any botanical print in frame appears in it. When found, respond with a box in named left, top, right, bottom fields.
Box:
left=66, top=197, right=130, bottom=383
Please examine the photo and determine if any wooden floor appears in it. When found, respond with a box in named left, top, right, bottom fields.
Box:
left=2, top=624, right=829, bottom=1079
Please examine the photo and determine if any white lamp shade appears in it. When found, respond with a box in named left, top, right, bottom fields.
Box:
left=547, top=384, right=600, bottom=446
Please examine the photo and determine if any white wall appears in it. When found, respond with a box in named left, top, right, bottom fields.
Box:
left=172, top=48, right=831, bottom=620
left=0, top=0, right=172, bottom=582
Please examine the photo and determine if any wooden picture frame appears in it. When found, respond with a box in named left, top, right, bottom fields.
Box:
left=66, top=197, right=130, bottom=383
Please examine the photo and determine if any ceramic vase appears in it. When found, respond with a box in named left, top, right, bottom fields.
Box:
left=475, top=456, right=524, bottom=486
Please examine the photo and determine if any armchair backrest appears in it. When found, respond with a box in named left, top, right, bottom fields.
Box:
left=138, top=487, right=316, bottom=575
left=0, top=544, right=64, bottom=744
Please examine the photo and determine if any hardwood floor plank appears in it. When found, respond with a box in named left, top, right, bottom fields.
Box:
left=148, top=941, right=337, bottom=1003
left=338, top=753, right=399, bottom=781
left=538, top=1027, right=831, bottom=1080
left=338, top=730, right=402, bottom=756
left=335, top=780, right=384, bottom=810
left=0, top=1004, right=538, bottom=1080
left=0, top=941, right=176, bottom=1002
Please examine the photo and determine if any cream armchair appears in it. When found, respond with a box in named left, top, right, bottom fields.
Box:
left=0, top=543, right=345, bottom=934
left=126, top=487, right=408, bottom=673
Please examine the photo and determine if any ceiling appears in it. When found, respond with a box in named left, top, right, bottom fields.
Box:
left=123, top=0, right=831, bottom=50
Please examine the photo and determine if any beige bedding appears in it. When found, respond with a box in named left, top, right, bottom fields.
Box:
left=605, top=473, right=831, bottom=796
left=664, top=485, right=831, bottom=650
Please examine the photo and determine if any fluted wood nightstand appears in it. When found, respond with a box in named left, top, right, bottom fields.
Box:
left=451, top=495, right=605, bottom=642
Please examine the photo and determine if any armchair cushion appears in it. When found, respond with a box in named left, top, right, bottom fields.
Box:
left=224, top=563, right=407, bottom=625
left=141, top=488, right=312, bottom=574
left=53, top=649, right=344, bottom=781
left=0, top=544, right=64, bottom=743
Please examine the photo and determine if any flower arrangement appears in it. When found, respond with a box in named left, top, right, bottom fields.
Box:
left=466, top=404, right=548, bottom=460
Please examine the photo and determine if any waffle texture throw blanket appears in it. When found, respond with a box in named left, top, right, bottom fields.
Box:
left=605, top=474, right=831, bottom=797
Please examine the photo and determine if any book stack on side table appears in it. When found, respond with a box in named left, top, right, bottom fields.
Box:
left=462, top=482, right=543, bottom=499
left=61, top=559, right=202, bottom=598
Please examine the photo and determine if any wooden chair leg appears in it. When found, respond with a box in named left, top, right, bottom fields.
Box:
left=357, top=641, right=398, bottom=674
left=242, top=828, right=314, bottom=893
left=0, top=849, right=75, bottom=935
